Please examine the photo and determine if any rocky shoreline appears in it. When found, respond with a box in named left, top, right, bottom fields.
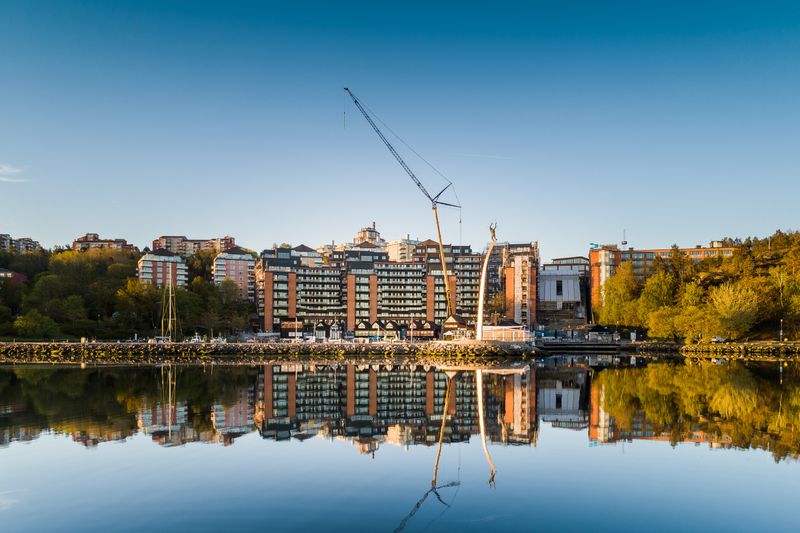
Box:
left=628, top=341, right=800, bottom=359
left=0, top=340, right=537, bottom=365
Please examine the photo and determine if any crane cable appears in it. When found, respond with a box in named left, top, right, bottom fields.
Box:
left=355, top=94, right=465, bottom=243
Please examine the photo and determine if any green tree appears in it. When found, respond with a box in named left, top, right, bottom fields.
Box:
left=186, top=250, right=216, bottom=282
left=674, top=305, right=714, bottom=343
left=668, top=246, right=694, bottom=282
left=647, top=306, right=679, bottom=340
left=0, top=278, right=25, bottom=315
left=14, top=309, right=59, bottom=339
left=678, top=281, right=705, bottom=308
left=638, top=271, right=677, bottom=323
left=115, top=279, right=161, bottom=334
left=44, top=295, right=89, bottom=335
left=598, top=262, right=641, bottom=327
left=216, top=279, right=250, bottom=334
left=708, top=282, right=759, bottom=339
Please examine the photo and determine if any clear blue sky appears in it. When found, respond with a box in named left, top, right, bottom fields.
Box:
left=1, top=1, right=798, bottom=260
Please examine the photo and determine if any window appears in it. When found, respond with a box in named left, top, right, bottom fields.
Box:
left=556, top=280, right=563, bottom=296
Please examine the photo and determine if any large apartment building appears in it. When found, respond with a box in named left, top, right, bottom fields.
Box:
left=137, top=249, right=189, bottom=288
left=152, top=235, right=236, bottom=257
left=0, top=234, right=42, bottom=254
left=254, top=239, right=484, bottom=337
left=484, top=242, right=541, bottom=328
left=504, top=243, right=539, bottom=329
left=72, top=233, right=138, bottom=252
left=212, top=246, right=256, bottom=301
left=589, top=241, right=737, bottom=307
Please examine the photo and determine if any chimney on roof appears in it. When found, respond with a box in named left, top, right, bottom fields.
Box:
left=372, top=221, right=376, bottom=230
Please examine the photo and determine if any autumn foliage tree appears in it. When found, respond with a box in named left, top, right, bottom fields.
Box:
left=595, top=230, right=800, bottom=341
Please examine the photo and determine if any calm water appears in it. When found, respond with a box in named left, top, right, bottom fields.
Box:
left=2, top=355, right=799, bottom=532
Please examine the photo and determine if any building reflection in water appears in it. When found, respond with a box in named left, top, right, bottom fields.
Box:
left=253, top=362, right=543, bottom=455
left=5, top=356, right=798, bottom=462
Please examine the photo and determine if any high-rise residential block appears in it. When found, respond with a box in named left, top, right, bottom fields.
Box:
left=503, top=243, right=539, bottom=329
left=137, top=249, right=188, bottom=288
left=255, top=234, right=488, bottom=338
left=212, top=247, right=256, bottom=301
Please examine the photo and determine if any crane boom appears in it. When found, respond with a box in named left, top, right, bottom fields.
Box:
left=344, top=88, right=435, bottom=203
left=344, top=87, right=456, bottom=319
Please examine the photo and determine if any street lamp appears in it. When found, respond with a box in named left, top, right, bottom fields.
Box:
left=780, top=318, right=784, bottom=342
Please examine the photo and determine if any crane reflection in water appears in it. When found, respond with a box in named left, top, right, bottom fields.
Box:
left=396, top=366, right=500, bottom=532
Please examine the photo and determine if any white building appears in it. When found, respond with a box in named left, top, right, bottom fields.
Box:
left=537, top=269, right=586, bottom=323
left=137, top=249, right=189, bottom=288
left=386, top=236, right=419, bottom=262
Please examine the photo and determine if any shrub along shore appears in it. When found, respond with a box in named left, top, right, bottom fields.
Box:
left=0, top=340, right=537, bottom=365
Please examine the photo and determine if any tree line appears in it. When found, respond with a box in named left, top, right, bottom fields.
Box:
left=0, top=248, right=253, bottom=340
left=595, top=230, right=800, bottom=342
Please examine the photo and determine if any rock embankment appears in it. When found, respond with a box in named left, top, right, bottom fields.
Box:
left=0, top=341, right=537, bottom=365
left=679, top=342, right=800, bottom=359
left=626, top=341, right=800, bottom=359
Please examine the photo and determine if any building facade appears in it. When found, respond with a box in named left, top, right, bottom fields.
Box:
left=212, top=246, right=256, bottom=301
left=537, top=269, right=587, bottom=326
left=502, top=243, right=540, bottom=329
left=0, top=234, right=42, bottom=254
left=72, top=233, right=138, bottom=252
left=152, top=235, right=236, bottom=257
left=137, top=249, right=189, bottom=288
left=542, top=256, right=589, bottom=274
left=540, top=256, right=591, bottom=324
left=353, top=222, right=386, bottom=249
left=386, top=236, right=420, bottom=262
left=254, top=237, right=485, bottom=337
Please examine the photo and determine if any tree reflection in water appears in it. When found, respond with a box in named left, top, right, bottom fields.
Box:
left=594, top=360, right=800, bottom=461
left=1, top=357, right=798, bottom=462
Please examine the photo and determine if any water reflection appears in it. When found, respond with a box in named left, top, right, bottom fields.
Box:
left=1, top=356, right=799, bottom=462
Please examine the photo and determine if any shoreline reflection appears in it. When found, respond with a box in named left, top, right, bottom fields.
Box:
left=1, top=356, right=798, bottom=462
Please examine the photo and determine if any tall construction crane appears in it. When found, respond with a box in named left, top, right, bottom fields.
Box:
left=344, top=87, right=458, bottom=318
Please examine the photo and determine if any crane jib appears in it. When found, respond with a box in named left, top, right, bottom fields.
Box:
left=344, top=87, right=457, bottom=319
left=344, top=88, right=437, bottom=202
